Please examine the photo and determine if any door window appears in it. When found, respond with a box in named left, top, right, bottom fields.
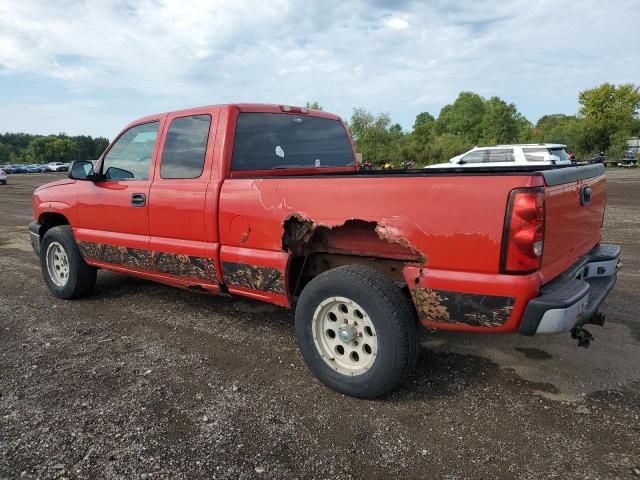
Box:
left=160, top=115, right=211, bottom=179
left=102, top=121, right=160, bottom=180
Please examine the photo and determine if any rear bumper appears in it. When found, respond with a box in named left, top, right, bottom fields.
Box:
left=519, top=244, right=620, bottom=335
left=29, top=221, right=41, bottom=257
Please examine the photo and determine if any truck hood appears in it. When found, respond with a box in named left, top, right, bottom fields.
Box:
left=34, top=178, right=76, bottom=193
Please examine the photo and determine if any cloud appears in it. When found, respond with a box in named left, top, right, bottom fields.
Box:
left=0, top=0, right=639, bottom=136
left=385, top=17, right=409, bottom=29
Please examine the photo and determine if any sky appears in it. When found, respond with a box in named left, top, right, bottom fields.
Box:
left=1, top=0, right=639, bottom=139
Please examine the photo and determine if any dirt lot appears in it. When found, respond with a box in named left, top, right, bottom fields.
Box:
left=1, top=172, right=639, bottom=479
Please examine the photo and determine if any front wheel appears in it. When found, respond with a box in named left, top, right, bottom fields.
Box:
left=295, top=265, right=419, bottom=398
left=40, top=225, right=97, bottom=299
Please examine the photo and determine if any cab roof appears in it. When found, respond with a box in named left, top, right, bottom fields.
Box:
left=125, top=103, right=342, bottom=130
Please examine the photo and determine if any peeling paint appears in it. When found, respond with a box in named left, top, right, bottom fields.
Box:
left=282, top=213, right=427, bottom=263
left=375, top=216, right=427, bottom=263
left=221, top=261, right=285, bottom=294
left=412, top=288, right=514, bottom=327
left=282, top=213, right=318, bottom=253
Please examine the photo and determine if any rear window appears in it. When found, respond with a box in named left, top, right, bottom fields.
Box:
left=231, top=113, right=354, bottom=171
left=523, top=148, right=548, bottom=162
left=549, top=147, right=570, bottom=162
left=523, top=147, right=569, bottom=162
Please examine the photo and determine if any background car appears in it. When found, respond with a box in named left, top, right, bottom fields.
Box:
left=47, top=162, right=66, bottom=172
left=8, top=164, right=28, bottom=173
left=25, top=164, right=47, bottom=173
left=427, top=144, right=573, bottom=168
left=0, top=168, right=6, bottom=184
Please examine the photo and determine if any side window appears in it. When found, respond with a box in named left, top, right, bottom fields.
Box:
left=487, top=149, right=514, bottom=162
left=461, top=150, right=486, bottom=163
left=160, top=115, right=211, bottom=179
left=523, top=148, right=548, bottom=162
left=102, top=121, right=160, bottom=180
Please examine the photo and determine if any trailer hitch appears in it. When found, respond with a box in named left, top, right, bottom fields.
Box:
left=571, top=327, right=593, bottom=348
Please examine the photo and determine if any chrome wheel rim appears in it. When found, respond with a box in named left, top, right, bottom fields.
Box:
left=46, top=241, right=70, bottom=287
left=312, top=296, right=378, bottom=376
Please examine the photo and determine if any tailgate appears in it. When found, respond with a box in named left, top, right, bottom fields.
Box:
left=540, top=164, right=606, bottom=284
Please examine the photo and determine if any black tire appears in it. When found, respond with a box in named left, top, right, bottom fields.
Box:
left=0, top=180, right=6, bottom=185
left=295, top=265, right=419, bottom=399
left=40, top=225, right=97, bottom=299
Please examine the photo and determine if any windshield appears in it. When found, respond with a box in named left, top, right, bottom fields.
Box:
left=231, top=113, right=354, bottom=171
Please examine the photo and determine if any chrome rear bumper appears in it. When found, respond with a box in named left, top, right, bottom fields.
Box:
left=519, top=244, right=620, bottom=336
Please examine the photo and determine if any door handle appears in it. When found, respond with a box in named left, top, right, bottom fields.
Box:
left=131, top=193, right=146, bottom=207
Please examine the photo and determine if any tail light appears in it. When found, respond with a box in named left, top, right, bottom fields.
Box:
left=501, top=188, right=545, bottom=273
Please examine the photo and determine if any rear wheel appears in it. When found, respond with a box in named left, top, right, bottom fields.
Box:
left=295, top=265, right=419, bottom=398
left=40, top=226, right=97, bottom=299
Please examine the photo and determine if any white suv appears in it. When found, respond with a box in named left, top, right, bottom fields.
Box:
left=429, top=144, right=572, bottom=168
left=47, top=162, right=66, bottom=172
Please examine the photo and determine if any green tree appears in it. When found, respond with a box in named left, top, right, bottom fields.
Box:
left=435, top=92, right=485, bottom=140
left=27, top=136, right=77, bottom=163
left=478, top=96, right=523, bottom=144
left=348, top=108, right=398, bottom=165
left=0, top=143, right=13, bottom=163
left=578, top=82, right=640, bottom=152
left=412, top=112, right=436, bottom=145
left=305, top=101, right=323, bottom=110
left=533, top=114, right=587, bottom=155
left=608, top=130, right=631, bottom=159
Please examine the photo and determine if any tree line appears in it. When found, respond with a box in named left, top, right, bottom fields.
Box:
left=0, top=133, right=109, bottom=165
left=346, top=82, right=640, bottom=166
left=2, top=83, right=638, bottom=167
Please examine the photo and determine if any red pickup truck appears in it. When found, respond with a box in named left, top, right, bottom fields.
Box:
left=30, top=104, right=620, bottom=398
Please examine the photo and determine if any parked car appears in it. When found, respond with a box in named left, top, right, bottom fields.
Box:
left=618, top=150, right=638, bottom=168
left=47, top=162, right=67, bottom=172
left=427, top=144, right=573, bottom=168
left=25, top=164, right=47, bottom=173
left=7, top=164, right=28, bottom=174
left=0, top=168, right=6, bottom=184
left=29, top=104, right=619, bottom=398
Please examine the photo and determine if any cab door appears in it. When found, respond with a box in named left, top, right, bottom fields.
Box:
left=147, top=110, right=220, bottom=286
left=75, top=120, right=163, bottom=270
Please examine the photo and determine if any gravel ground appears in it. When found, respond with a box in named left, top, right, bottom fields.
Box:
left=1, top=172, right=639, bottom=480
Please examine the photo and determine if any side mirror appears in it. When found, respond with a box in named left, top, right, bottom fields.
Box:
left=69, top=160, right=95, bottom=180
